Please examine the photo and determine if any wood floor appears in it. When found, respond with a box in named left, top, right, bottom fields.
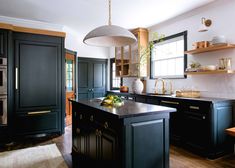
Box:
left=1, top=125, right=235, bottom=168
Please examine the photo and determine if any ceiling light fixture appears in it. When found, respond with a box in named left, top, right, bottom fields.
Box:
left=198, top=17, right=212, bottom=32
left=83, top=0, right=137, bottom=47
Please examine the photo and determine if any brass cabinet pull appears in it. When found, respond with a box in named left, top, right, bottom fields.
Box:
left=104, top=122, right=109, bottom=129
left=161, top=100, right=179, bottom=105
left=90, top=115, right=94, bottom=122
left=27, top=110, right=51, bottom=115
left=76, top=128, right=80, bottom=134
left=95, top=129, right=102, bottom=136
left=72, top=147, right=79, bottom=153
left=95, top=129, right=99, bottom=136
left=98, top=130, right=102, bottom=136
left=15, top=67, right=18, bottom=90
left=189, top=106, right=200, bottom=110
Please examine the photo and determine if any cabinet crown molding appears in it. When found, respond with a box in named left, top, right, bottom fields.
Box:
left=0, top=22, right=66, bottom=37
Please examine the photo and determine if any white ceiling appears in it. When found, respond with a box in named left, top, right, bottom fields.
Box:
left=0, top=0, right=215, bottom=35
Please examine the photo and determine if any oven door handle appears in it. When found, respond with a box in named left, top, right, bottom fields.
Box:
left=15, top=67, right=18, bottom=90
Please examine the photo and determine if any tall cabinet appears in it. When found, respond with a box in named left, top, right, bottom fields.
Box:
left=0, top=23, right=65, bottom=141
left=13, top=33, right=65, bottom=135
left=115, top=28, right=149, bottom=77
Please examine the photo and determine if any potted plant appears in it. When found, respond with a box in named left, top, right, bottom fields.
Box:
left=132, top=32, right=165, bottom=94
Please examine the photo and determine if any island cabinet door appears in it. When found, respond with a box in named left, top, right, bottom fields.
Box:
left=72, top=111, right=86, bottom=154
left=125, top=114, right=169, bottom=168
left=98, top=128, right=119, bottom=167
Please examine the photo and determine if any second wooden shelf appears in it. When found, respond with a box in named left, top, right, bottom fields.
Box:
left=185, top=70, right=235, bottom=75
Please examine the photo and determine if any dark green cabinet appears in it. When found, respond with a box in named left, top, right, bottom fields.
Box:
left=13, top=32, right=65, bottom=135
left=72, top=106, right=119, bottom=168
left=107, top=91, right=234, bottom=159
left=77, top=58, right=107, bottom=100
left=125, top=117, right=169, bottom=168
left=159, top=99, right=183, bottom=145
left=72, top=100, right=171, bottom=168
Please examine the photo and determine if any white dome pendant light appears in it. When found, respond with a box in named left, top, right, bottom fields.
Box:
left=83, top=0, right=137, bottom=47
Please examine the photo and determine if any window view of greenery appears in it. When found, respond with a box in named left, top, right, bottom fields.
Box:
left=151, top=33, right=186, bottom=78
left=66, top=60, right=73, bottom=91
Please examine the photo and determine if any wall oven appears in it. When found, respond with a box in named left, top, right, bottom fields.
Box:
left=0, top=57, right=7, bottom=125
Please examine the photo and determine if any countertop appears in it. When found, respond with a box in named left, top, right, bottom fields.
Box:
left=70, top=98, right=176, bottom=119
left=107, top=90, right=235, bottom=103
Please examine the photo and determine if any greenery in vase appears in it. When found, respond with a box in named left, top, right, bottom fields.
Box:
left=136, top=32, right=165, bottom=78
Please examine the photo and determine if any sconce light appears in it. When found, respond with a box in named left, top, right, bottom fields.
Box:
left=198, top=17, right=212, bottom=32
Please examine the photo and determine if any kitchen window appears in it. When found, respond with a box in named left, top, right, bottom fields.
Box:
left=150, top=31, right=187, bottom=79
left=110, top=58, right=122, bottom=90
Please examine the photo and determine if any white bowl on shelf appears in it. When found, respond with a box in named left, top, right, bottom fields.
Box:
left=211, top=36, right=227, bottom=45
left=201, top=65, right=217, bottom=71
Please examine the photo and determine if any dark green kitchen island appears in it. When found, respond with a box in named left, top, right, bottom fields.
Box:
left=71, top=98, right=176, bottom=168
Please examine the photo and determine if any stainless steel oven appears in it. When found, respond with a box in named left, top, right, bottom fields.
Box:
left=0, top=58, right=7, bottom=95
left=0, top=95, right=7, bottom=125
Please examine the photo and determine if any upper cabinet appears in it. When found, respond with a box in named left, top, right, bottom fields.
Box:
left=115, top=28, right=149, bottom=77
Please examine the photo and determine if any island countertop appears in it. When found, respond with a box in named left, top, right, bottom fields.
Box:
left=70, top=98, right=176, bottom=119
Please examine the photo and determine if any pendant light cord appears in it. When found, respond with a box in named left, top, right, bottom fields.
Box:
left=108, top=0, right=112, bottom=25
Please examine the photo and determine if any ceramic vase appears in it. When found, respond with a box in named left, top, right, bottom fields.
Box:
left=132, top=78, right=144, bottom=94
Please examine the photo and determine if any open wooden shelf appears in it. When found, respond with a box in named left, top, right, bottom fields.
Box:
left=185, top=70, right=235, bottom=75
left=185, top=44, right=235, bottom=54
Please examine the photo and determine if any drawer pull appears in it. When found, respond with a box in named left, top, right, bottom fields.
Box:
left=73, top=147, right=79, bottom=153
left=189, top=106, right=200, bottom=110
left=96, top=129, right=99, bottom=136
left=79, top=114, right=83, bottom=120
left=76, top=128, right=80, bottom=134
left=104, top=122, right=109, bottom=129
left=161, top=100, right=179, bottom=105
left=27, top=110, right=51, bottom=115
left=90, top=115, right=94, bottom=122
left=98, top=130, right=102, bottom=136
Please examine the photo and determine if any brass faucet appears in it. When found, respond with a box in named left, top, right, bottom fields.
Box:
left=154, top=78, right=166, bottom=94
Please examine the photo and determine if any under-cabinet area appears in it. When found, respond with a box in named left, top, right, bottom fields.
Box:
left=107, top=91, right=234, bottom=159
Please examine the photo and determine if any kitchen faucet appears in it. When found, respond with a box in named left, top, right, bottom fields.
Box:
left=155, top=78, right=166, bottom=94
left=155, top=79, right=173, bottom=95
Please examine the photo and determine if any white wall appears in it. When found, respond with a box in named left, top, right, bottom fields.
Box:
left=0, top=15, right=109, bottom=59
left=63, top=26, right=109, bottom=58
left=124, top=0, right=235, bottom=99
